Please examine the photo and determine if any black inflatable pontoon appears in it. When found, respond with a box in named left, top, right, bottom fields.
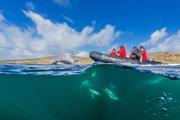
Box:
left=89, top=51, right=161, bottom=65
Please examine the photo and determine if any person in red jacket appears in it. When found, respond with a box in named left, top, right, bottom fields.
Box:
left=140, top=45, right=148, bottom=61
left=109, top=48, right=117, bottom=57
left=117, top=45, right=127, bottom=58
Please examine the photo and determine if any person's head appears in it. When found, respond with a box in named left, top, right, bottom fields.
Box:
left=120, top=45, right=125, bottom=48
left=140, top=45, right=145, bottom=50
left=133, top=47, right=137, bottom=50
left=120, top=45, right=126, bottom=50
left=132, top=47, right=138, bottom=53
left=112, top=48, right=116, bottom=51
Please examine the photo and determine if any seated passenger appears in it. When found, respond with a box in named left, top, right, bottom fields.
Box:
left=140, top=45, right=148, bottom=61
left=109, top=48, right=117, bottom=57
left=129, top=47, right=142, bottom=62
left=117, top=45, right=127, bottom=58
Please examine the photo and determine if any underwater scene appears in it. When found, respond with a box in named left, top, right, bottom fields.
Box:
left=0, top=63, right=179, bottom=120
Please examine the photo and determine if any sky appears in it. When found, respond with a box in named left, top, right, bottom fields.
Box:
left=0, top=0, right=180, bottom=59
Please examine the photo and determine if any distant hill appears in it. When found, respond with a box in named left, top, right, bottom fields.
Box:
left=0, top=52, right=179, bottom=64
left=0, top=56, right=56, bottom=65
left=0, top=56, right=93, bottom=65
left=149, top=52, right=180, bottom=64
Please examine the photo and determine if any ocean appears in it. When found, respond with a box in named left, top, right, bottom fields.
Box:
left=0, top=63, right=180, bottom=120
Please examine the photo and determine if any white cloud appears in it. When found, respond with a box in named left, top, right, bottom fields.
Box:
left=141, top=28, right=168, bottom=47
left=76, top=51, right=89, bottom=57
left=87, top=25, right=120, bottom=47
left=0, top=12, right=5, bottom=21
left=0, top=11, right=120, bottom=59
left=141, top=28, right=180, bottom=53
left=62, top=15, right=74, bottom=24
left=53, top=0, right=70, bottom=7
left=107, top=44, right=119, bottom=53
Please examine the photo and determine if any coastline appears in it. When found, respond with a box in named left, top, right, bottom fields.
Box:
left=0, top=52, right=179, bottom=65
left=0, top=56, right=94, bottom=65
left=149, top=52, right=180, bottom=64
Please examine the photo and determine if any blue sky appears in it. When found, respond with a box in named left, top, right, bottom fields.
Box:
left=0, top=0, right=179, bottom=59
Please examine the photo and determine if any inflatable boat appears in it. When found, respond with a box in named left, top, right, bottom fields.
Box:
left=89, top=51, right=161, bottom=65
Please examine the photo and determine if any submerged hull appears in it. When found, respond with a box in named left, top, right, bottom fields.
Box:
left=89, top=51, right=161, bottom=65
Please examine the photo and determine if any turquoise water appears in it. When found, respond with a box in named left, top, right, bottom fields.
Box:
left=0, top=64, right=180, bottom=120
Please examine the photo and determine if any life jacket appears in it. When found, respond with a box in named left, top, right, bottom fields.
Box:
left=118, top=46, right=127, bottom=58
left=110, top=51, right=117, bottom=57
left=141, top=49, right=148, bottom=61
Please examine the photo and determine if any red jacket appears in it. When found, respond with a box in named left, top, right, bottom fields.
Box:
left=141, top=49, right=148, bottom=61
left=118, top=47, right=127, bottom=58
left=110, top=51, right=117, bottom=57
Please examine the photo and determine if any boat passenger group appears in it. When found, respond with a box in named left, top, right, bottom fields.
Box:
left=109, top=45, right=148, bottom=63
